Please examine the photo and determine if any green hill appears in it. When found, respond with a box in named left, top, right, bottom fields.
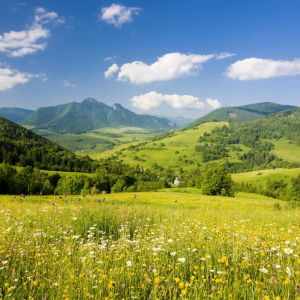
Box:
left=0, top=107, right=34, bottom=123
left=196, top=109, right=300, bottom=171
left=111, top=108, right=300, bottom=173
left=24, top=98, right=175, bottom=133
left=0, top=117, right=95, bottom=172
left=108, top=122, right=228, bottom=171
left=193, top=102, right=297, bottom=124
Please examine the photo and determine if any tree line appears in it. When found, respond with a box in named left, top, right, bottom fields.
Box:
left=0, top=160, right=171, bottom=195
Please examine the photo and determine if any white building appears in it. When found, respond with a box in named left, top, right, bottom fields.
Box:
left=174, top=176, right=180, bottom=186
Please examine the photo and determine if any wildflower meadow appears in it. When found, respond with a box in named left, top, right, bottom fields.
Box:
left=0, top=191, right=299, bottom=299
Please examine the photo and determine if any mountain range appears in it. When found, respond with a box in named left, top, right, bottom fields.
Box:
left=0, top=101, right=298, bottom=134
left=23, top=98, right=175, bottom=133
left=0, top=107, right=34, bottom=123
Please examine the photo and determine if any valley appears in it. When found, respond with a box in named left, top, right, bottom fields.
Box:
left=1, top=2, right=300, bottom=299
left=42, top=126, right=157, bottom=154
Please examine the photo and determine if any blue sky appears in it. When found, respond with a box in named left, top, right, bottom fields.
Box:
left=0, top=0, right=300, bottom=118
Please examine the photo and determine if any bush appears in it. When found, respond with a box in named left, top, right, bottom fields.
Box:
left=201, top=165, right=234, bottom=197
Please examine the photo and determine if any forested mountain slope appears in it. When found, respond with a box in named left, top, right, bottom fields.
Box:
left=0, top=117, right=95, bottom=172
left=196, top=109, right=300, bottom=171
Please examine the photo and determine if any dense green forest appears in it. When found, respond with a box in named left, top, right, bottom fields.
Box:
left=0, top=117, right=96, bottom=172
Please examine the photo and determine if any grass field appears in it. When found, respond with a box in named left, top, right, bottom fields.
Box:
left=111, top=122, right=228, bottom=170
left=41, top=127, right=157, bottom=154
left=232, top=167, right=300, bottom=185
left=272, top=139, right=300, bottom=163
left=0, top=163, right=94, bottom=178
left=0, top=191, right=299, bottom=299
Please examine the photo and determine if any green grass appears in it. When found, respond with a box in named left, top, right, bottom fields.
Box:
left=41, top=127, right=157, bottom=154
left=41, top=169, right=94, bottom=177
left=0, top=163, right=94, bottom=177
left=272, top=139, right=300, bottom=163
left=0, top=190, right=299, bottom=299
left=114, top=122, right=228, bottom=170
left=232, top=167, right=300, bottom=185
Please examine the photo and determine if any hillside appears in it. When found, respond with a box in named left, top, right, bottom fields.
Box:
left=156, top=115, right=195, bottom=128
left=196, top=109, right=300, bottom=171
left=106, top=122, right=228, bottom=170
left=24, top=98, right=175, bottom=133
left=110, top=108, right=300, bottom=173
left=0, top=117, right=95, bottom=172
left=193, top=102, right=297, bottom=124
left=0, top=107, right=34, bottom=123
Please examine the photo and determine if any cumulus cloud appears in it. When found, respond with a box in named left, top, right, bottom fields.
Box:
left=105, top=52, right=232, bottom=84
left=131, top=91, right=221, bottom=111
left=206, top=98, right=221, bottom=109
left=62, top=80, right=75, bottom=88
left=0, top=7, right=64, bottom=57
left=0, top=67, right=33, bottom=91
left=100, top=4, right=140, bottom=27
left=104, top=63, right=119, bottom=79
left=34, top=7, right=65, bottom=25
left=227, top=57, right=300, bottom=80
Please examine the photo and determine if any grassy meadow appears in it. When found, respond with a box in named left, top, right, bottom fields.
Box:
left=232, top=168, right=300, bottom=185
left=271, top=139, right=300, bottom=164
left=0, top=191, right=299, bottom=299
left=41, top=127, right=156, bottom=154
left=112, top=122, right=228, bottom=170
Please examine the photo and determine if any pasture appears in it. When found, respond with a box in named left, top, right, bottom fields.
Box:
left=272, top=139, right=300, bottom=164
left=232, top=168, right=300, bottom=185
left=43, top=127, right=156, bottom=154
left=0, top=191, right=299, bottom=299
left=114, top=122, right=228, bottom=170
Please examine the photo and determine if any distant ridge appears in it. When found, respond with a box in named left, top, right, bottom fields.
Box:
left=24, top=98, right=175, bottom=133
left=0, top=107, right=34, bottom=123
left=193, top=102, right=297, bottom=125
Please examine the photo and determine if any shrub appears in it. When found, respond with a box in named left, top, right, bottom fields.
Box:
left=201, top=165, right=234, bottom=197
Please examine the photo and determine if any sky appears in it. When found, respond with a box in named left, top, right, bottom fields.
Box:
left=0, top=0, right=300, bottom=118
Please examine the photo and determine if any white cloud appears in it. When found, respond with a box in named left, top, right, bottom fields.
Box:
left=131, top=91, right=221, bottom=111
left=0, top=67, right=32, bottom=91
left=34, top=7, right=65, bottom=25
left=100, top=4, right=140, bottom=27
left=105, top=52, right=232, bottom=84
left=0, top=7, right=64, bottom=57
left=104, top=63, right=119, bottom=79
left=227, top=57, right=300, bottom=80
left=206, top=98, right=221, bottom=109
left=216, top=52, right=236, bottom=60
left=104, top=55, right=118, bottom=62
left=63, top=80, right=75, bottom=88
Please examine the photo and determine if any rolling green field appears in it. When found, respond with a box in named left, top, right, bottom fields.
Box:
left=272, top=139, right=300, bottom=163
left=0, top=191, right=299, bottom=299
left=232, top=167, right=300, bottom=185
left=110, top=122, right=228, bottom=170
left=41, top=127, right=157, bottom=154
